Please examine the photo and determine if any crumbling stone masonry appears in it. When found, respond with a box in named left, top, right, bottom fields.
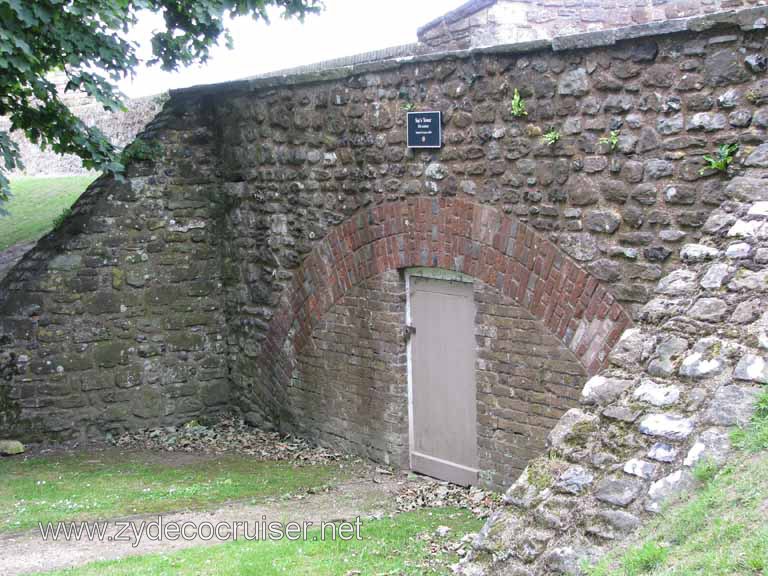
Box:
left=3, top=6, right=768, bottom=572
left=457, top=160, right=768, bottom=576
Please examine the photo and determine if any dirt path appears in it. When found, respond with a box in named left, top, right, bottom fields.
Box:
left=0, top=475, right=405, bottom=575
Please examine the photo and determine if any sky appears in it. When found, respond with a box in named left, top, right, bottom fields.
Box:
left=118, top=0, right=464, bottom=98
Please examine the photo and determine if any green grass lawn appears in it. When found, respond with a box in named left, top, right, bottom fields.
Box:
left=35, top=507, right=482, bottom=576
left=0, top=175, right=95, bottom=251
left=587, top=389, right=768, bottom=576
left=0, top=450, right=345, bottom=533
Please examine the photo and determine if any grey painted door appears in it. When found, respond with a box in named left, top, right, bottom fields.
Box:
left=409, top=275, right=478, bottom=486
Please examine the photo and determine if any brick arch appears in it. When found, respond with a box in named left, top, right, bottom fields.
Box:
left=263, top=197, right=631, bottom=384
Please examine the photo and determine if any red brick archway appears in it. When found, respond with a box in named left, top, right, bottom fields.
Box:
left=263, top=197, right=631, bottom=381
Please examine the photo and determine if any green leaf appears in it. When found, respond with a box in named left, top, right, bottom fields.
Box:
left=0, top=0, right=322, bottom=218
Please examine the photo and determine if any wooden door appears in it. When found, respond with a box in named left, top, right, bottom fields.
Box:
left=408, top=275, right=478, bottom=486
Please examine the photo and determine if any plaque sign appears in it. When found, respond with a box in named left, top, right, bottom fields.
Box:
left=407, top=111, right=442, bottom=149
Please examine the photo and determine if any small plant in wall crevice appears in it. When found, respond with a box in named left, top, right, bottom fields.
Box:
left=700, top=142, right=740, bottom=175
left=401, top=101, right=416, bottom=112
left=510, top=88, right=527, bottom=118
left=541, top=127, right=561, bottom=147
left=599, top=129, right=620, bottom=152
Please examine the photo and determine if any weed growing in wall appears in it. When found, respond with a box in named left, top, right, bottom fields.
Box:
left=692, top=457, right=720, bottom=484
left=510, top=89, right=527, bottom=118
left=541, top=128, right=561, bottom=146
left=121, top=140, right=163, bottom=164
left=732, top=390, right=768, bottom=452
left=52, top=207, right=72, bottom=230
left=599, top=130, right=620, bottom=152
left=701, top=143, right=739, bottom=175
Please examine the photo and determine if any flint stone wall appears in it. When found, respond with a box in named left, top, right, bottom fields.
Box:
left=0, top=3, right=765, bottom=512
left=218, top=7, right=768, bottom=457
left=457, top=160, right=768, bottom=576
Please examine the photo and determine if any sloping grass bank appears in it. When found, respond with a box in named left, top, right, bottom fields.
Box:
left=588, top=390, right=768, bottom=576
left=0, top=175, right=94, bottom=251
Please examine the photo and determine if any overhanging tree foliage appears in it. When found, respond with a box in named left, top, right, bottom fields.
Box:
left=0, top=0, right=321, bottom=214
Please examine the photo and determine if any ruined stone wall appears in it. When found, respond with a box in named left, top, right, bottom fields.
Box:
left=418, top=0, right=768, bottom=50
left=0, top=75, right=167, bottom=176
left=0, top=95, right=230, bottom=441
left=458, top=164, right=768, bottom=575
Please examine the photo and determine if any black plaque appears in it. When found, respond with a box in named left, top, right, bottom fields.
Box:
left=407, top=111, right=442, bottom=149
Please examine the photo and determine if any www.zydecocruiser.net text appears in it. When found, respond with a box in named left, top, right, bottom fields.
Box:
left=38, top=516, right=364, bottom=548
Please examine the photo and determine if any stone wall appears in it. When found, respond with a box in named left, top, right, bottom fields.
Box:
left=211, top=9, right=768, bottom=461
left=2, top=6, right=768, bottom=570
left=0, top=5, right=766, bottom=554
left=419, top=0, right=768, bottom=50
left=458, top=165, right=768, bottom=575
left=0, top=95, right=231, bottom=441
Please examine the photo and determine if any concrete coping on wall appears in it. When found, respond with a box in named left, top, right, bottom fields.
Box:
left=173, top=5, right=768, bottom=99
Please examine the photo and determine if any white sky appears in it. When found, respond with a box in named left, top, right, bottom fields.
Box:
left=119, top=0, right=463, bottom=98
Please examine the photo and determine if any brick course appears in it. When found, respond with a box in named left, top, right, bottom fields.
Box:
left=264, top=198, right=630, bottom=388
left=290, top=271, right=409, bottom=467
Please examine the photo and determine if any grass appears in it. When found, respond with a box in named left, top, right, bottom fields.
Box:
left=732, top=391, right=768, bottom=453
left=0, top=175, right=94, bottom=251
left=586, top=389, right=768, bottom=576
left=34, top=507, right=482, bottom=576
left=0, top=450, right=345, bottom=533
left=620, top=542, right=669, bottom=575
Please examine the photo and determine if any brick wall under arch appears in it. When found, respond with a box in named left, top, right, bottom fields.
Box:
left=252, top=197, right=632, bottom=486
left=262, top=197, right=631, bottom=377
left=286, top=268, right=589, bottom=489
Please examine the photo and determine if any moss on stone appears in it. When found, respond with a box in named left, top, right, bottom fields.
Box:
left=527, top=458, right=555, bottom=490
left=525, top=124, right=542, bottom=137
left=112, top=268, right=124, bottom=290
left=121, top=139, right=163, bottom=164
left=567, top=419, right=599, bottom=447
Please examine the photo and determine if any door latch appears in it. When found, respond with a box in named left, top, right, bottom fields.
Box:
left=404, top=324, right=416, bottom=342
